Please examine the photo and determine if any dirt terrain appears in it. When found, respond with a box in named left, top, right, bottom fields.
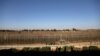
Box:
left=0, top=29, right=100, bottom=45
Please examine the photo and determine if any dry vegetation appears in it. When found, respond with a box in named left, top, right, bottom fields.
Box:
left=0, top=29, right=100, bottom=45
left=0, top=46, right=100, bottom=56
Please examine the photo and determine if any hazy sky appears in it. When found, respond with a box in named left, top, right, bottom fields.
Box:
left=0, top=0, right=100, bottom=30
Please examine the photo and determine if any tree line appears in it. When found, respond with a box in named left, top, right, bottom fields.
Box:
left=0, top=28, right=79, bottom=32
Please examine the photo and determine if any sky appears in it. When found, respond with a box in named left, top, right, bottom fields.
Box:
left=0, top=0, right=100, bottom=30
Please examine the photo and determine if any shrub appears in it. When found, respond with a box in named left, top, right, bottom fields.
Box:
left=89, top=46, right=99, bottom=50
left=31, top=47, right=40, bottom=51
left=60, top=47, right=66, bottom=52
left=39, top=47, right=51, bottom=52
left=65, top=46, right=72, bottom=52
left=22, top=47, right=31, bottom=52
left=56, top=47, right=61, bottom=52
left=8, top=48, right=18, bottom=53
left=70, top=46, right=74, bottom=51
left=22, top=47, right=40, bottom=52
left=83, top=46, right=99, bottom=51
left=83, top=46, right=89, bottom=51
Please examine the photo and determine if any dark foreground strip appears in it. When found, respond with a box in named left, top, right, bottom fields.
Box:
left=0, top=49, right=100, bottom=56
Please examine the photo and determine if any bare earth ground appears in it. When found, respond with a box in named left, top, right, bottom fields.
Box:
left=0, top=30, right=100, bottom=50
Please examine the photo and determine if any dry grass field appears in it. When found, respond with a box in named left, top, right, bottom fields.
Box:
left=0, top=29, right=100, bottom=45
left=0, top=29, right=100, bottom=56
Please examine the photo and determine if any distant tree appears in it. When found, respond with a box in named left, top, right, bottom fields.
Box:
left=41, top=29, right=44, bottom=31
left=46, top=29, right=50, bottom=31
left=18, top=31, right=21, bottom=34
left=22, top=29, right=28, bottom=31
left=72, top=28, right=77, bottom=31
left=63, top=29, right=70, bottom=31
left=52, top=29, right=57, bottom=31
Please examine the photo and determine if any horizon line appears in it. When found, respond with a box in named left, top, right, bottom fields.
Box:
left=0, top=28, right=100, bottom=30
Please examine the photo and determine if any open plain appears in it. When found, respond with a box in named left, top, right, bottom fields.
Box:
left=0, top=29, right=100, bottom=50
